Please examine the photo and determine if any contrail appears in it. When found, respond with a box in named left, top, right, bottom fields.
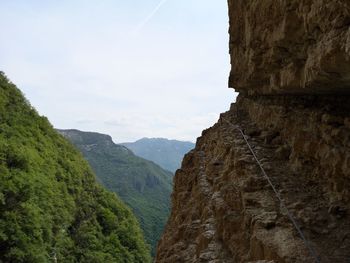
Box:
left=132, top=0, right=169, bottom=34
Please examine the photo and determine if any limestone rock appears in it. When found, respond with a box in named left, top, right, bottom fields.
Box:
left=228, top=0, right=350, bottom=95
left=156, top=106, right=350, bottom=262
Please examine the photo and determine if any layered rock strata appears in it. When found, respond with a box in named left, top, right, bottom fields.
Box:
left=156, top=0, right=350, bottom=262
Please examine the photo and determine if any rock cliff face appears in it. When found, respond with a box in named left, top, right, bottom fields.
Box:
left=229, top=0, right=350, bottom=95
left=156, top=1, right=350, bottom=262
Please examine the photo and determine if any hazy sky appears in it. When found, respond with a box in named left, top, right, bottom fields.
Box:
left=0, top=0, right=236, bottom=143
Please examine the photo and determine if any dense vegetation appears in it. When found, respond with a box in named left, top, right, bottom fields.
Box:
left=0, top=72, right=151, bottom=263
left=121, top=138, right=194, bottom=173
left=59, top=130, right=173, bottom=255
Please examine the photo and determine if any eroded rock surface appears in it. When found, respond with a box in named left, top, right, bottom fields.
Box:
left=156, top=99, right=350, bottom=262
left=228, top=0, right=350, bottom=94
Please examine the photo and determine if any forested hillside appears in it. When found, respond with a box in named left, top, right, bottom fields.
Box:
left=121, top=138, right=194, bottom=172
left=59, top=130, right=173, bottom=255
left=0, top=72, right=151, bottom=263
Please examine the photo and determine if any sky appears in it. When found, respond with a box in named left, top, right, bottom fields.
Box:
left=0, top=0, right=236, bottom=143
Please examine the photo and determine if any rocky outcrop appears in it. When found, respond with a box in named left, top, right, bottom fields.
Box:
left=156, top=99, right=350, bottom=262
left=237, top=95, right=350, bottom=203
left=156, top=0, right=350, bottom=262
left=228, top=0, right=350, bottom=95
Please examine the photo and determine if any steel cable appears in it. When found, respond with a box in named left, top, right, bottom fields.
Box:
left=223, top=118, right=321, bottom=263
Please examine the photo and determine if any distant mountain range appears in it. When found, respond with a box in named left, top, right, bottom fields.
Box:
left=121, top=138, right=195, bottom=173
left=58, top=129, right=173, bottom=255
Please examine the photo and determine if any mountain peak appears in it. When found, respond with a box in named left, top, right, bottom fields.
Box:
left=136, top=137, right=194, bottom=144
left=121, top=138, right=194, bottom=172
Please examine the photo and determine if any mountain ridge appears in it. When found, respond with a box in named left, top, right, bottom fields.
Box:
left=58, top=129, right=173, bottom=255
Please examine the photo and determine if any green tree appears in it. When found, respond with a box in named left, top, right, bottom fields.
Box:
left=0, top=72, right=151, bottom=263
